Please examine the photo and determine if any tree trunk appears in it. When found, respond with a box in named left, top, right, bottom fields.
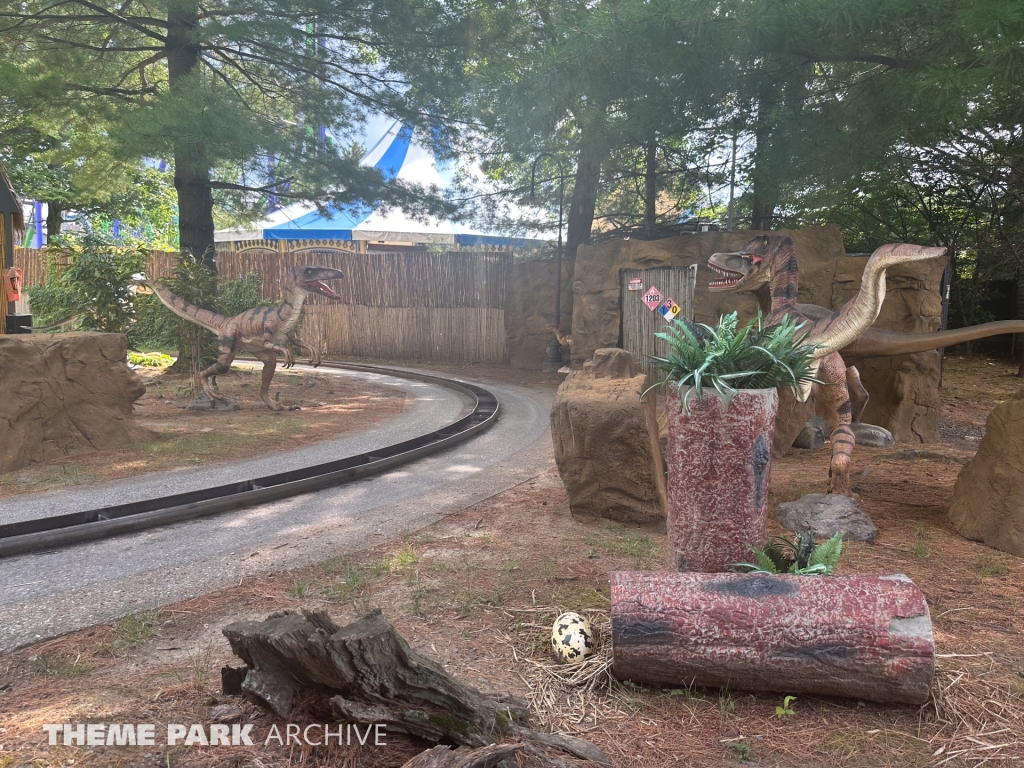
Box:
left=643, top=137, right=657, bottom=236
left=611, top=571, right=935, bottom=705
left=400, top=744, right=523, bottom=768
left=1016, top=266, right=1024, bottom=377
left=166, top=0, right=216, bottom=272
left=562, top=101, right=606, bottom=325
left=45, top=201, right=62, bottom=241
left=223, top=609, right=528, bottom=746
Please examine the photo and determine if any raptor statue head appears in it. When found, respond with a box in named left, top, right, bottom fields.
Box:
left=292, top=265, right=345, bottom=299
left=706, top=235, right=789, bottom=292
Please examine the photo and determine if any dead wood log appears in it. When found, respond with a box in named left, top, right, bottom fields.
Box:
left=611, top=571, right=934, bottom=704
left=222, top=609, right=528, bottom=747
left=400, top=743, right=523, bottom=768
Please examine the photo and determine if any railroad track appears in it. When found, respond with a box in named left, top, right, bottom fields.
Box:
left=0, top=362, right=499, bottom=558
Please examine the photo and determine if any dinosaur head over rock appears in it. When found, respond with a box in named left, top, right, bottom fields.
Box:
left=292, top=265, right=345, bottom=299
left=706, top=234, right=788, bottom=292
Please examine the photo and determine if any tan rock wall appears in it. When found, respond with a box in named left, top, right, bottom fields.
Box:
left=0, top=333, right=151, bottom=473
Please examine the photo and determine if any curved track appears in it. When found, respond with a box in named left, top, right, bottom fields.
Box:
left=0, top=363, right=498, bottom=557
left=0, top=365, right=555, bottom=652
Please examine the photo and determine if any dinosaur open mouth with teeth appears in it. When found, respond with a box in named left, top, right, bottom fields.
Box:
left=304, top=279, right=341, bottom=298
left=708, top=262, right=744, bottom=289
left=300, top=267, right=345, bottom=299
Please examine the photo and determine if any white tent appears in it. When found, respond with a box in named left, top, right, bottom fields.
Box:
left=216, top=121, right=546, bottom=247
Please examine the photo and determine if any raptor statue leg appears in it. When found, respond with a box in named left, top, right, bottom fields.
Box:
left=199, top=335, right=238, bottom=403
left=287, top=332, right=322, bottom=367
left=817, top=352, right=856, bottom=496
left=254, top=350, right=284, bottom=411
left=846, top=365, right=870, bottom=423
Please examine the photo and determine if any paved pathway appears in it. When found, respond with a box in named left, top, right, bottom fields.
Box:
left=0, top=366, right=555, bottom=651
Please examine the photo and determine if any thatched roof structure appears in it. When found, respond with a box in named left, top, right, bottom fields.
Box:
left=0, top=160, right=26, bottom=238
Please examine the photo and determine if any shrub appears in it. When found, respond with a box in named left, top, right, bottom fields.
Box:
left=646, top=311, right=820, bottom=413
left=27, top=233, right=147, bottom=334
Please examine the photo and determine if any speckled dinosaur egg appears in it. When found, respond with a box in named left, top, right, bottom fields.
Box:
left=550, top=612, right=596, bottom=664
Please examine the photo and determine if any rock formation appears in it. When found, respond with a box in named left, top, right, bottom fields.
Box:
left=948, top=387, right=1024, bottom=557
left=550, top=348, right=666, bottom=526
left=0, top=333, right=151, bottom=473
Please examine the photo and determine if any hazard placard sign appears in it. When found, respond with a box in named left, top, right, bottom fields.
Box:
left=641, top=287, right=662, bottom=310
left=658, top=298, right=681, bottom=321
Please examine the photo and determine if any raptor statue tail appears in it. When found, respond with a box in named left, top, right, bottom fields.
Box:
left=142, top=280, right=227, bottom=335
left=842, top=320, right=1024, bottom=357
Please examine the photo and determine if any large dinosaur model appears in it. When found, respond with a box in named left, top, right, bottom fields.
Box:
left=707, top=235, right=947, bottom=495
left=144, top=265, right=345, bottom=411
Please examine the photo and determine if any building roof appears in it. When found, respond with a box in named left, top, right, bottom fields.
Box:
left=0, top=160, right=26, bottom=235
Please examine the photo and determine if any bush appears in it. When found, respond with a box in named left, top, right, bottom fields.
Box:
left=646, top=311, right=820, bottom=413
left=27, top=233, right=148, bottom=334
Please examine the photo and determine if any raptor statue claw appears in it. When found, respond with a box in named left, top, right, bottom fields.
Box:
left=143, top=265, right=344, bottom=411
left=709, top=235, right=946, bottom=496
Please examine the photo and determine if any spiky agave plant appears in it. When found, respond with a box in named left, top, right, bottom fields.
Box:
left=644, top=311, right=820, bottom=413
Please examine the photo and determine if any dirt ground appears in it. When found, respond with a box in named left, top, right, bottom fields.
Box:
left=0, top=354, right=1022, bottom=768
left=0, top=365, right=406, bottom=499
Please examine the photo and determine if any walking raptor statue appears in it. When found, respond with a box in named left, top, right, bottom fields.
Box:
left=707, top=235, right=947, bottom=496
left=143, top=265, right=345, bottom=411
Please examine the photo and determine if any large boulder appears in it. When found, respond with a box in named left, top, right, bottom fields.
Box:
left=0, top=333, right=151, bottom=473
left=550, top=348, right=666, bottom=526
left=948, top=387, right=1024, bottom=557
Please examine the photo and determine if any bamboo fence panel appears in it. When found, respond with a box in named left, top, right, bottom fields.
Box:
left=13, top=244, right=510, bottom=364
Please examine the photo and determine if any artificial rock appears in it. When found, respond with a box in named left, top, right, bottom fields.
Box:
left=550, top=348, right=666, bottom=526
left=0, top=333, right=151, bottom=473
left=948, top=387, right=1024, bottom=557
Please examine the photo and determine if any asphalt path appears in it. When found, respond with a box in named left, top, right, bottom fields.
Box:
left=0, top=366, right=555, bottom=652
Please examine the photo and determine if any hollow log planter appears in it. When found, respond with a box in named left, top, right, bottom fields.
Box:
left=665, top=386, right=777, bottom=572
left=610, top=571, right=935, bottom=705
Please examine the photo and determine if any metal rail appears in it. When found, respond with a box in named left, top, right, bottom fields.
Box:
left=0, top=362, right=499, bottom=558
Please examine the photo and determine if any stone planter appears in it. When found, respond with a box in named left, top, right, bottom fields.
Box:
left=665, top=385, right=778, bottom=572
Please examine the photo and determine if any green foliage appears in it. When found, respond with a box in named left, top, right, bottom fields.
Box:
left=217, top=272, right=273, bottom=316
left=731, top=532, right=844, bottom=576
left=128, top=351, right=174, bottom=367
left=26, top=233, right=147, bottom=334
left=775, top=695, right=797, bottom=717
left=646, top=312, right=820, bottom=413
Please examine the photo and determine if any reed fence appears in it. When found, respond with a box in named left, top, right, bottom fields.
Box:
left=13, top=242, right=510, bottom=364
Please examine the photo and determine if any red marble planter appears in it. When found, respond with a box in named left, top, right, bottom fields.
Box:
left=665, top=386, right=778, bottom=572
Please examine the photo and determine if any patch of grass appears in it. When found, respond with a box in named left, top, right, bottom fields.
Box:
left=911, top=526, right=931, bottom=559
left=322, top=561, right=365, bottom=600
left=977, top=556, right=1010, bottom=579
left=115, top=610, right=158, bottom=649
left=718, top=689, right=736, bottom=720
left=389, top=545, right=419, bottom=572
left=726, top=740, right=753, bottom=761
left=583, top=529, right=657, bottom=570
left=39, top=651, right=88, bottom=677
left=822, top=728, right=932, bottom=768
left=50, top=464, right=95, bottom=488
left=168, top=645, right=214, bottom=693
left=287, top=579, right=310, bottom=598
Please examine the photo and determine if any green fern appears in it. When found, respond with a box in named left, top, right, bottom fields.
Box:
left=730, top=532, right=844, bottom=576
left=644, top=311, right=820, bottom=413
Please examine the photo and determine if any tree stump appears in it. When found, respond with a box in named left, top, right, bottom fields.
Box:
left=611, top=571, right=934, bottom=704
left=400, top=744, right=523, bottom=768
left=222, top=609, right=529, bottom=747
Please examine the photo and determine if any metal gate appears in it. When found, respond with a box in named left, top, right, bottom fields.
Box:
left=620, top=265, right=698, bottom=384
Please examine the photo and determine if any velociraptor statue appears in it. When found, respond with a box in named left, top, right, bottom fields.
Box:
left=144, top=265, right=345, bottom=411
left=708, top=235, right=946, bottom=496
